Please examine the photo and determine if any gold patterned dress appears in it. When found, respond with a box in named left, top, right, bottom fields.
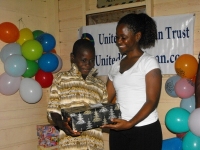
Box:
left=47, top=63, right=108, bottom=150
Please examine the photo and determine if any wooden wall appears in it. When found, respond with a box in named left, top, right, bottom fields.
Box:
left=0, top=0, right=59, bottom=149
left=0, top=0, right=200, bottom=150
left=58, top=0, right=200, bottom=149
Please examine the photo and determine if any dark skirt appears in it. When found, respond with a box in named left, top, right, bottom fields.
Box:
left=109, top=120, right=163, bottom=150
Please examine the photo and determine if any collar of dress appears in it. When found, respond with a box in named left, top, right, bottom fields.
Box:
left=70, top=63, right=97, bottom=79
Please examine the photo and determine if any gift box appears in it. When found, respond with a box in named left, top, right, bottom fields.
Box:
left=61, top=103, right=121, bottom=132
left=37, top=124, right=59, bottom=147
left=38, top=136, right=59, bottom=147
left=37, top=124, right=59, bottom=137
left=37, top=145, right=59, bottom=150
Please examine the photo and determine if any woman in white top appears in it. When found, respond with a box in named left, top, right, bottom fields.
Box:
left=102, top=13, right=163, bottom=150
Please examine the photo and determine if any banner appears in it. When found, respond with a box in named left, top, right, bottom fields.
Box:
left=78, top=14, right=195, bottom=75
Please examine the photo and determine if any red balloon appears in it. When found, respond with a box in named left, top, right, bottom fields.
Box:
left=0, top=22, right=19, bottom=43
left=176, top=132, right=186, bottom=139
left=35, top=69, right=53, bottom=88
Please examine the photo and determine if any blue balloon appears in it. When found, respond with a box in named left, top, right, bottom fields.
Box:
left=38, top=53, right=58, bottom=72
left=162, top=137, right=182, bottom=150
left=4, top=54, right=27, bottom=77
left=36, top=33, right=56, bottom=52
left=182, top=131, right=200, bottom=150
left=165, top=107, right=190, bottom=133
left=180, top=95, right=196, bottom=113
left=165, top=75, right=181, bottom=97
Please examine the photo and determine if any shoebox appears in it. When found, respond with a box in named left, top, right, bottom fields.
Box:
left=61, top=103, right=121, bottom=132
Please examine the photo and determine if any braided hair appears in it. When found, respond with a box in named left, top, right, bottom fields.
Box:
left=117, top=13, right=157, bottom=49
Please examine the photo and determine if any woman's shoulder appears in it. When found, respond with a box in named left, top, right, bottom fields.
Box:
left=140, top=52, right=157, bottom=63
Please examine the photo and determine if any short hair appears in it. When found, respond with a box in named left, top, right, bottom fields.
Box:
left=72, top=39, right=95, bottom=56
left=117, top=13, right=157, bottom=49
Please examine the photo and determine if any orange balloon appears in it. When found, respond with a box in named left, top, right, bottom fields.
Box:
left=175, top=54, right=198, bottom=79
left=0, top=22, right=19, bottom=43
left=51, top=49, right=57, bottom=54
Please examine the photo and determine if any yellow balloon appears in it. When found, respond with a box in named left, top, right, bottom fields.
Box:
left=16, top=28, right=33, bottom=45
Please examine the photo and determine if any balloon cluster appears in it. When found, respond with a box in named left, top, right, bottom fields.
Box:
left=164, top=54, right=200, bottom=149
left=0, top=22, right=63, bottom=104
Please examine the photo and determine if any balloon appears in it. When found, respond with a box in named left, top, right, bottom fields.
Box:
left=162, top=137, right=182, bottom=150
left=188, top=108, right=200, bottom=136
left=36, top=33, right=56, bottom=52
left=38, top=53, right=58, bottom=72
left=0, top=22, right=19, bottom=43
left=180, top=95, right=195, bottom=113
left=165, top=75, right=181, bottom=97
left=165, top=107, right=190, bottom=133
left=21, top=40, right=43, bottom=60
left=182, top=131, right=200, bottom=150
left=19, top=78, right=42, bottom=103
left=175, top=54, right=198, bottom=79
left=4, top=54, right=27, bottom=77
left=51, top=49, right=56, bottom=54
left=33, top=30, right=44, bottom=39
left=35, top=69, right=53, bottom=88
left=0, top=43, right=21, bottom=63
left=176, top=132, right=187, bottom=139
left=16, top=28, right=33, bottom=45
left=52, top=54, right=63, bottom=73
left=175, top=78, right=195, bottom=99
left=22, top=60, right=39, bottom=78
left=0, top=72, right=21, bottom=95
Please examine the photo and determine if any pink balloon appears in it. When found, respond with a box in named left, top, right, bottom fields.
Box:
left=0, top=72, right=21, bottom=95
left=175, top=78, right=194, bottom=98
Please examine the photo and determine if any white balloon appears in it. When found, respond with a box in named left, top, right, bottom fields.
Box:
left=188, top=108, right=200, bottom=136
left=0, top=72, right=21, bottom=95
left=19, top=78, right=42, bottom=103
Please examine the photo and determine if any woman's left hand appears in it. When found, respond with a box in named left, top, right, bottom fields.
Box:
left=101, top=118, right=132, bottom=130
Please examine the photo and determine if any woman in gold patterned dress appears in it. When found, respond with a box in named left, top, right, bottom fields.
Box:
left=47, top=39, right=108, bottom=150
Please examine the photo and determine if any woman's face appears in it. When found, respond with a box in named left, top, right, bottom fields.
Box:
left=116, top=23, right=138, bottom=55
left=72, top=48, right=95, bottom=79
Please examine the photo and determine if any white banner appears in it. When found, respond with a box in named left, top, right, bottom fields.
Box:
left=78, top=14, right=195, bottom=75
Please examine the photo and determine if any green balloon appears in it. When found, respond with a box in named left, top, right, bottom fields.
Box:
left=165, top=107, right=190, bottom=133
left=21, top=40, right=43, bottom=60
left=33, top=30, right=44, bottom=39
left=22, top=59, right=39, bottom=78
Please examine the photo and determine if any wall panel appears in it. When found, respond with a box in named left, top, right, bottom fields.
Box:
left=0, top=0, right=58, bottom=149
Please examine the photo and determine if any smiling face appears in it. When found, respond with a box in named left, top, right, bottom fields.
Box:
left=116, top=23, right=141, bottom=55
left=71, top=48, right=95, bottom=79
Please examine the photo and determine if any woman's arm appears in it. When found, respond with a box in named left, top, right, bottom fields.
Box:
left=128, top=68, right=162, bottom=126
left=106, top=78, right=116, bottom=103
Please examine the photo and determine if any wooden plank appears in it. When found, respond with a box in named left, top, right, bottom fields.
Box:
left=59, top=0, right=82, bottom=11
